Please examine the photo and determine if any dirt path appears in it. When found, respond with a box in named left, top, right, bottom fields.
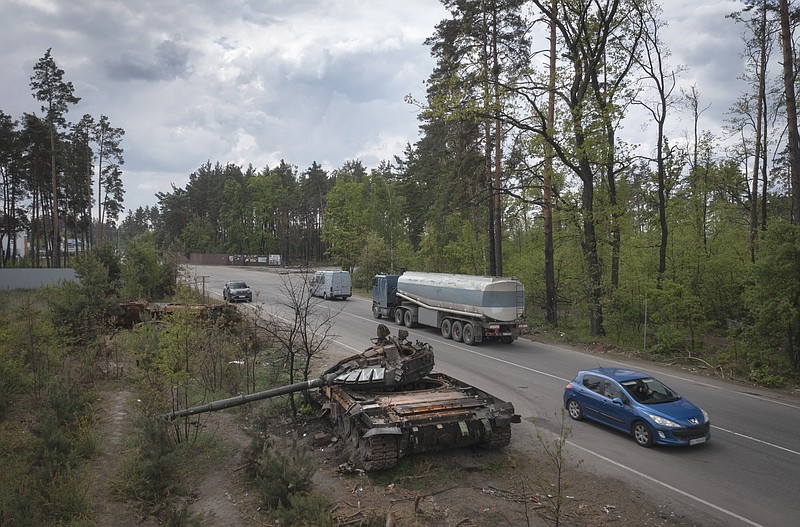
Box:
left=87, top=383, right=262, bottom=526
left=86, top=385, right=145, bottom=527
left=185, top=411, right=263, bottom=526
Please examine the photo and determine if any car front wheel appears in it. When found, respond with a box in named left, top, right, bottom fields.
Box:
left=566, top=398, right=583, bottom=421
left=632, top=421, right=653, bottom=447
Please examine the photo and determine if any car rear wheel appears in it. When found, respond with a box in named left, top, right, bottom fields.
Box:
left=632, top=421, right=653, bottom=447
left=566, top=399, right=583, bottom=421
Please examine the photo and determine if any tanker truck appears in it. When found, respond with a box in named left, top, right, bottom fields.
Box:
left=371, top=272, right=528, bottom=345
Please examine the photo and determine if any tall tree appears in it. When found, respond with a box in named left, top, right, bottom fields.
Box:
left=29, top=48, right=81, bottom=267
left=543, top=0, right=558, bottom=324
left=424, top=0, right=529, bottom=276
left=93, top=115, right=125, bottom=243
left=520, top=0, right=642, bottom=335
left=778, top=0, right=800, bottom=223
left=631, top=1, right=682, bottom=286
left=63, top=114, right=95, bottom=261
left=322, top=172, right=367, bottom=270
left=0, top=111, right=23, bottom=266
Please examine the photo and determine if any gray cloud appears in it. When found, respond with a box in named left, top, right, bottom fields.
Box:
left=105, top=39, right=192, bottom=81
left=0, top=0, right=756, bottom=215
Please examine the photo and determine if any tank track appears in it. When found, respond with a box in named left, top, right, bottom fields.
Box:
left=362, top=434, right=399, bottom=471
left=481, top=425, right=511, bottom=449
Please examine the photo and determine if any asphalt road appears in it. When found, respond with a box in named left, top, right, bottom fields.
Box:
left=191, top=265, right=800, bottom=527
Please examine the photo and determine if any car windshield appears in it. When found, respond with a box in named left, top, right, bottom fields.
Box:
left=620, top=377, right=680, bottom=404
left=229, top=282, right=248, bottom=288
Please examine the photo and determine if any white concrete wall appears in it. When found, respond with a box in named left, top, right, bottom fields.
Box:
left=0, top=269, right=78, bottom=290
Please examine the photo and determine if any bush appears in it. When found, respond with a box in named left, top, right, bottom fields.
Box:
left=117, top=418, right=181, bottom=504
left=246, top=435, right=316, bottom=509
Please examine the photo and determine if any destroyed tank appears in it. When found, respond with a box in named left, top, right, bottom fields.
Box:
left=161, top=324, right=520, bottom=470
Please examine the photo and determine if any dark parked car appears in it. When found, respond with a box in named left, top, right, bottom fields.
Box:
left=563, top=368, right=710, bottom=447
left=223, top=281, right=252, bottom=303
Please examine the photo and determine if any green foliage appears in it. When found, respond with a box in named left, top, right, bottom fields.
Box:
left=31, top=381, right=97, bottom=478
left=644, top=280, right=704, bottom=356
left=246, top=435, right=316, bottom=509
left=121, top=232, right=178, bottom=300
left=0, top=379, right=99, bottom=526
left=0, top=297, right=37, bottom=417
left=271, top=494, right=334, bottom=527
left=322, top=177, right=368, bottom=270
left=748, top=365, right=789, bottom=389
left=163, top=504, right=201, bottom=527
left=117, top=417, right=182, bottom=504
left=745, top=221, right=800, bottom=372
left=352, top=231, right=414, bottom=288
left=180, top=218, right=218, bottom=255
left=49, top=246, right=123, bottom=346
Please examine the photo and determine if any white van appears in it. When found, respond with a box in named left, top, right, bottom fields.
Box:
left=311, top=270, right=352, bottom=300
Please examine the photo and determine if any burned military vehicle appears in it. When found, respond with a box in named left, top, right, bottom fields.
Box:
left=162, top=324, right=520, bottom=470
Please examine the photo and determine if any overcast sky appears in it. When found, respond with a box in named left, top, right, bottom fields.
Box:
left=0, top=0, right=747, bottom=215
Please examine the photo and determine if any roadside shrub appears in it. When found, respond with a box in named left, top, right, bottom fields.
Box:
left=272, top=494, right=334, bottom=527
left=117, top=418, right=181, bottom=504
left=246, top=435, right=316, bottom=509
left=31, top=381, right=97, bottom=478
left=648, top=325, right=686, bottom=356
left=748, top=365, right=789, bottom=389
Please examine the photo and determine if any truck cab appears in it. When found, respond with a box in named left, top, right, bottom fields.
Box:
left=372, top=274, right=399, bottom=319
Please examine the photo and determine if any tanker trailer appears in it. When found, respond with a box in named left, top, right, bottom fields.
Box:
left=371, top=272, right=528, bottom=345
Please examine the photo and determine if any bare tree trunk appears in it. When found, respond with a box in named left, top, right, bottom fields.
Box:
left=486, top=121, right=496, bottom=276
left=779, top=0, right=800, bottom=223
left=750, top=2, right=767, bottom=262
left=544, top=0, right=557, bottom=325
left=492, top=8, right=503, bottom=277
left=49, top=124, right=61, bottom=268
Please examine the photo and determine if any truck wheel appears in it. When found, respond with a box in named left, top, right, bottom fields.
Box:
left=372, top=304, right=382, bottom=319
left=500, top=336, right=514, bottom=344
left=452, top=321, right=463, bottom=342
left=394, top=308, right=405, bottom=326
left=441, top=319, right=452, bottom=339
left=462, top=323, right=475, bottom=345
left=403, top=309, right=414, bottom=327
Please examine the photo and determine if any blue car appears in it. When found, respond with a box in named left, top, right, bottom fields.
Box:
left=563, top=368, right=710, bottom=447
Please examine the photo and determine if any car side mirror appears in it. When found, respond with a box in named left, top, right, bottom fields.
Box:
left=611, top=397, right=625, bottom=406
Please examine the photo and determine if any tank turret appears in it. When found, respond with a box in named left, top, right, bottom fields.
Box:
left=323, top=325, right=434, bottom=388
left=159, top=324, right=433, bottom=420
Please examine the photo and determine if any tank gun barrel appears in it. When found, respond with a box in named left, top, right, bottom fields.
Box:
left=159, top=374, right=335, bottom=420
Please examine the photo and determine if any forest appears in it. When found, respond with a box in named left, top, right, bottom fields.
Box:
left=2, top=1, right=800, bottom=387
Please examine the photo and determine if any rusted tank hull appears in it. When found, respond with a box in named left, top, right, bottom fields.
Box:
left=322, top=372, right=519, bottom=470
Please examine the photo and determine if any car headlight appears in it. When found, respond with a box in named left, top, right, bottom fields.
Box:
left=700, top=408, right=709, bottom=422
left=648, top=414, right=680, bottom=428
